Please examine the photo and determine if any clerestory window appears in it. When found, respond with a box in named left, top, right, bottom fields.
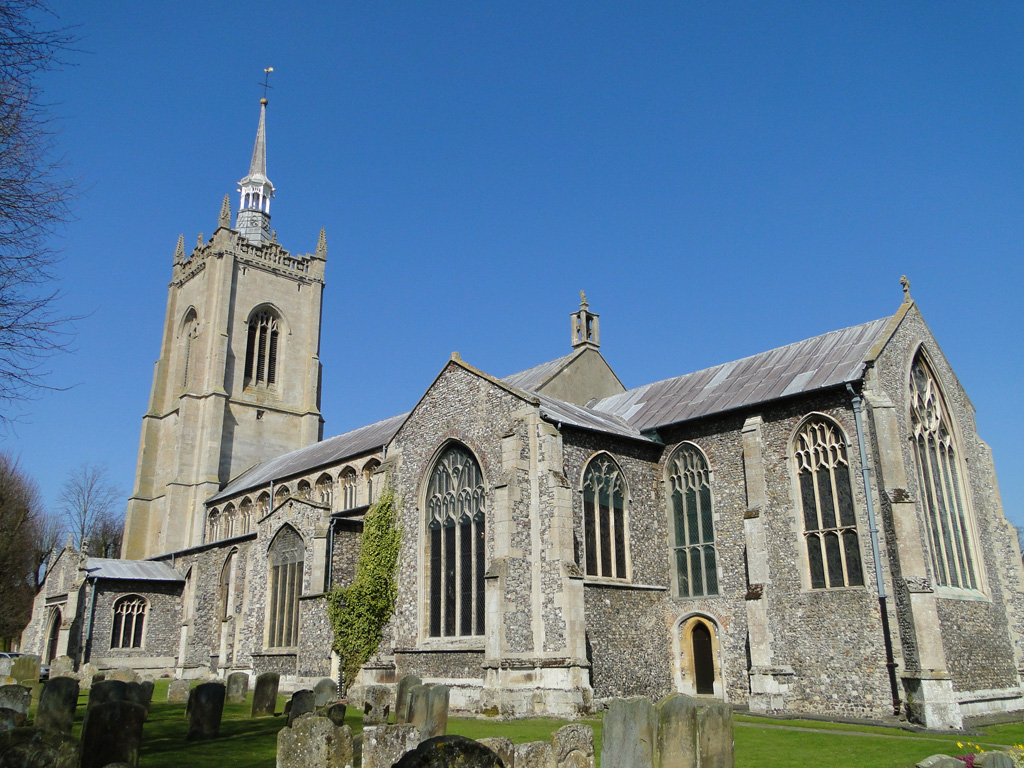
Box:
left=583, top=454, right=629, bottom=580
left=668, top=444, right=718, bottom=597
left=111, top=595, right=147, bottom=649
left=267, top=525, right=303, bottom=647
left=795, top=418, right=864, bottom=589
left=244, top=309, right=280, bottom=388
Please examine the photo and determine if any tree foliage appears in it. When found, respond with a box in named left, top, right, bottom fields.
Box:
left=0, top=0, right=76, bottom=419
left=327, top=485, right=401, bottom=689
left=58, top=462, right=122, bottom=557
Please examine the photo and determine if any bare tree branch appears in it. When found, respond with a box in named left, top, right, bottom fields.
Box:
left=58, top=462, right=121, bottom=554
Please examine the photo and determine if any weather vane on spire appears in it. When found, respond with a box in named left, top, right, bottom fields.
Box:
left=260, top=67, right=274, bottom=100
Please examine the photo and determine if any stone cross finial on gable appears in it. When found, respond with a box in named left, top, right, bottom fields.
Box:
left=901, top=274, right=911, bottom=303
left=219, top=194, right=231, bottom=228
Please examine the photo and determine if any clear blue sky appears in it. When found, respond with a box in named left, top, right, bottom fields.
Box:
left=9, top=2, right=1024, bottom=530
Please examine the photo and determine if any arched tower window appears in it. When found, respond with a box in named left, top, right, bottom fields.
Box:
left=181, top=309, right=198, bottom=390
left=668, top=444, right=717, bottom=597
left=425, top=444, right=486, bottom=638
left=910, top=354, right=978, bottom=590
left=267, top=525, right=303, bottom=647
left=583, top=454, right=628, bottom=579
left=340, top=467, right=357, bottom=510
left=316, top=473, right=333, bottom=508
left=244, top=308, right=280, bottom=388
left=111, top=595, right=147, bottom=649
left=794, top=417, right=864, bottom=589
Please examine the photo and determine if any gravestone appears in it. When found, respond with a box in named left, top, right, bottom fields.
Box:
left=361, top=724, right=420, bottom=768
left=140, top=680, right=155, bottom=712
left=88, top=680, right=129, bottom=710
left=362, top=684, right=390, bottom=725
left=697, top=700, right=734, bottom=768
left=394, top=674, right=422, bottom=724
left=0, top=686, right=30, bottom=720
left=77, top=664, right=99, bottom=690
left=551, top=723, right=595, bottom=768
left=602, top=696, right=657, bottom=768
left=515, top=740, right=554, bottom=768
left=407, top=684, right=430, bottom=734
left=319, top=701, right=347, bottom=726
left=656, top=694, right=697, bottom=768
left=187, top=682, right=226, bottom=740
left=423, top=684, right=450, bottom=739
left=0, top=707, right=26, bottom=731
left=27, top=681, right=42, bottom=705
left=0, top=659, right=11, bottom=679
left=108, top=668, right=140, bottom=684
left=251, top=672, right=279, bottom=717
left=478, top=737, right=514, bottom=768
left=80, top=700, right=146, bottom=768
left=0, top=726, right=82, bottom=768
left=48, top=656, right=74, bottom=681
left=277, top=713, right=354, bottom=768
left=36, top=677, right=79, bottom=733
left=393, top=735, right=505, bottom=768
left=167, top=679, right=190, bottom=703
left=226, top=672, right=248, bottom=704
left=9, top=656, right=39, bottom=686
left=286, top=690, right=316, bottom=727
left=313, top=677, right=337, bottom=707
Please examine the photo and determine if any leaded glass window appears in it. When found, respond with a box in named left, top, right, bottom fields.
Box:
left=426, top=445, right=486, bottom=638
left=583, top=455, right=628, bottom=579
left=244, top=309, right=279, bottom=387
left=267, top=526, right=303, bottom=647
left=910, top=355, right=977, bottom=590
left=668, top=444, right=718, bottom=597
left=341, top=468, right=357, bottom=509
left=316, top=474, right=333, bottom=507
left=111, top=596, right=147, bottom=649
left=795, top=418, right=864, bottom=589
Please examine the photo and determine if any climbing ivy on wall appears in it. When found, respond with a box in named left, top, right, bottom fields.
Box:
left=327, top=485, right=401, bottom=689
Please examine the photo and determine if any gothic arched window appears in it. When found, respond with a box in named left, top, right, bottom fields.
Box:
left=340, top=468, right=357, bottom=510
left=181, top=309, right=198, bottom=390
left=794, top=417, right=864, bottom=589
left=910, top=354, right=978, bottom=590
left=267, top=526, right=303, bottom=647
left=425, top=444, right=486, bottom=638
left=583, top=454, right=628, bottom=580
left=364, top=460, right=381, bottom=505
left=274, top=484, right=289, bottom=507
left=111, top=595, right=147, bottom=649
left=668, top=444, right=718, bottom=597
left=239, top=497, right=253, bottom=534
left=316, top=473, right=333, bottom=507
left=244, top=308, right=280, bottom=388
left=207, top=508, right=220, bottom=542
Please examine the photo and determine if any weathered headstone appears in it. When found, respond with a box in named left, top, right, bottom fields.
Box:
left=80, top=700, right=146, bottom=768
left=478, top=737, right=515, bottom=768
left=656, top=694, right=697, bottom=768
left=394, top=674, right=422, bottom=724
left=362, top=684, right=390, bottom=725
left=286, top=689, right=316, bottom=727
left=139, top=680, right=155, bottom=712
left=393, top=735, right=505, bottom=768
left=48, top=656, right=74, bottom=681
left=0, top=659, right=11, bottom=679
left=551, top=723, right=595, bottom=768
left=0, top=686, right=31, bottom=719
left=313, top=677, right=337, bottom=707
left=9, top=656, right=39, bottom=686
left=362, top=724, right=420, bottom=768
left=697, top=700, right=733, bottom=768
left=108, top=667, right=140, bottom=684
left=407, top=684, right=430, bottom=734
left=77, top=664, right=100, bottom=690
left=277, top=713, right=354, bottom=768
left=319, top=701, right=348, bottom=726
left=601, top=696, right=657, bottom=768
left=0, top=707, right=26, bottom=732
left=187, top=682, right=226, bottom=741
left=0, top=726, right=82, bottom=768
left=36, top=677, right=79, bottom=733
left=515, top=741, right=555, bottom=768
left=251, top=672, right=279, bottom=717
left=27, top=680, right=42, bottom=705
left=226, top=672, right=248, bottom=704
left=88, top=680, right=128, bottom=710
left=422, top=684, right=450, bottom=739
left=167, top=678, right=190, bottom=703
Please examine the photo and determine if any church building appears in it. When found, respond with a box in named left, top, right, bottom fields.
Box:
left=20, top=98, right=1024, bottom=730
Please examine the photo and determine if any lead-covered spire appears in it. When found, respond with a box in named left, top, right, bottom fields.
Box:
left=235, top=97, right=275, bottom=244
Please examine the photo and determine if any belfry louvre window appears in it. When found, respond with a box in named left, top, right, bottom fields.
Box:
left=267, top=526, right=303, bottom=647
left=111, top=596, right=147, bottom=649
left=426, top=444, right=485, bottom=638
left=244, top=310, right=279, bottom=387
left=583, top=455, right=628, bottom=579
left=668, top=444, right=717, bottom=597
left=795, top=418, right=864, bottom=589
left=910, top=356, right=977, bottom=590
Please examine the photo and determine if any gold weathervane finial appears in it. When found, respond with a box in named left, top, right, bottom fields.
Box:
left=260, top=67, right=274, bottom=104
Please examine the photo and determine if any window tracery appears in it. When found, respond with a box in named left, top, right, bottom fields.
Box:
left=668, top=444, right=718, bottom=597
left=111, top=595, right=147, bottom=649
left=316, top=473, right=333, bottom=508
left=583, top=455, right=628, bottom=579
left=267, top=526, right=303, bottom=647
left=340, top=468, right=357, bottom=510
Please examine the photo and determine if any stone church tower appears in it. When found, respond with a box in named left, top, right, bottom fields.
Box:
left=122, top=97, right=326, bottom=559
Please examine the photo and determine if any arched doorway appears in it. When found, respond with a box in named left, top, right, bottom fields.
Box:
left=691, top=622, right=714, bottom=694
left=45, top=608, right=62, bottom=664
left=675, top=615, right=724, bottom=699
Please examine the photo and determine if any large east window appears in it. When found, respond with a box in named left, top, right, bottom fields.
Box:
left=583, top=454, right=628, bottom=579
left=668, top=444, right=718, bottom=597
left=794, top=418, right=864, bottom=589
left=111, top=595, right=147, bottom=649
left=910, top=355, right=977, bottom=590
left=267, top=525, right=303, bottom=647
left=426, top=444, right=485, bottom=638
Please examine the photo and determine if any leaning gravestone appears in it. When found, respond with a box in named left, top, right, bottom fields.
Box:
left=697, top=700, right=733, bottom=768
left=551, top=723, right=595, bottom=768
left=0, top=726, right=82, bottom=768
left=394, top=675, right=422, bottom=724
left=319, top=701, right=347, bottom=726
left=313, top=678, right=337, bottom=707
left=226, top=672, right=248, bottom=704
left=10, top=656, right=39, bottom=686
left=80, top=700, right=146, bottom=768
left=277, top=713, right=354, bottom=768
left=362, top=724, right=420, bottom=768
left=167, top=678, right=190, bottom=703
left=77, top=664, right=100, bottom=690
left=362, top=684, right=390, bottom=725
left=0, top=707, right=26, bottom=731
left=251, top=672, right=279, bottom=717
left=287, top=690, right=316, bottom=727
left=602, top=696, right=658, bottom=768
left=187, top=682, right=226, bottom=741
left=393, top=735, right=505, bottom=768
left=423, top=685, right=450, bottom=740
left=656, top=694, right=697, bottom=768
left=0, top=686, right=31, bottom=720
left=36, top=677, right=79, bottom=733
left=48, top=656, right=74, bottom=681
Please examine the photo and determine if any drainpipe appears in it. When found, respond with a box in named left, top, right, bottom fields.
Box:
left=325, top=518, right=335, bottom=592
left=847, top=383, right=901, bottom=716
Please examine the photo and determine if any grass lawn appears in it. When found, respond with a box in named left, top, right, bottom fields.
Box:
left=48, top=680, right=1024, bottom=768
